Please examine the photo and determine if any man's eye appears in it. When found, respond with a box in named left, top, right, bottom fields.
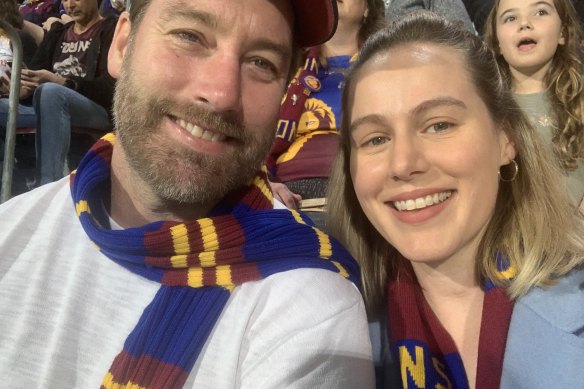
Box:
left=177, top=31, right=201, bottom=44
left=251, top=58, right=277, bottom=73
left=425, top=122, right=450, bottom=133
left=364, top=136, right=388, bottom=147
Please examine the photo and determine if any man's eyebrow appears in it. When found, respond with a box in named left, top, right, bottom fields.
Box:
left=159, top=7, right=217, bottom=28
left=156, top=6, right=290, bottom=60
left=349, top=96, right=467, bottom=133
left=250, top=38, right=291, bottom=61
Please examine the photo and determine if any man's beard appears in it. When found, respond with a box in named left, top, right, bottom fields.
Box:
left=112, top=52, right=276, bottom=206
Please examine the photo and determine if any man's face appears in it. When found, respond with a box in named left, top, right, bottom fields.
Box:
left=62, top=0, right=99, bottom=25
left=109, top=0, right=293, bottom=205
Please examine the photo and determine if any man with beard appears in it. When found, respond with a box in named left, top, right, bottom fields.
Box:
left=0, top=0, right=374, bottom=388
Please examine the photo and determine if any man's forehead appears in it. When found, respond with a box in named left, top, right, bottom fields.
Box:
left=148, top=0, right=294, bottom=36
left=139, top=0, right=336, bottom=48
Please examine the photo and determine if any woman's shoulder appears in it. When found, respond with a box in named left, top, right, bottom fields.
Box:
left=515, top=268, right=584, bottom=334
left=503, top=269, right=584, bottom=388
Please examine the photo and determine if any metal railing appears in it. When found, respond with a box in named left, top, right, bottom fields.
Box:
left=0, top=20, right=23, bottom=203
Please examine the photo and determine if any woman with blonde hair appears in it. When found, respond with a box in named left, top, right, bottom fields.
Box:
left=328, top=11, right=584, bottom=389
left=485, top=0, right=584, bottom=209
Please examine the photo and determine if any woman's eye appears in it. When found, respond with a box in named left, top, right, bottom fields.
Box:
left=503, top=15, right=516, bottom=23
left=425, top=122, right=450, bottom=133
left=536, top=9, right=549, bottom=16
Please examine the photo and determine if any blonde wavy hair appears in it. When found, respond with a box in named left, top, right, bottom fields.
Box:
left=327, top=11, right=584, bottom=316
left=484, top=0, right=584, bottom=171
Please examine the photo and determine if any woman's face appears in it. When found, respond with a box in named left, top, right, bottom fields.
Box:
left=495, top=0, right=564, bottom=77
left=348, top=43, right=515, bottom=266
left=336, top=0, right=368, bottom=28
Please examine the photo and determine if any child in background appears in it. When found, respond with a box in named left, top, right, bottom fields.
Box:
left=485, top=0, right=584, bottom=209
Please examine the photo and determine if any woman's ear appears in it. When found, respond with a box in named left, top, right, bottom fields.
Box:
left=108, top=11, right=131, bottom=79
left=499, top=129, right=517, bottom=165
left=559, top=28, right=566, bottom=45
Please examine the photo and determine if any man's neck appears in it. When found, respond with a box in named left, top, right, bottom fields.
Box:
left=109, top=143, right=214, bottom=228
left=74, top=14, right=103, bottom=34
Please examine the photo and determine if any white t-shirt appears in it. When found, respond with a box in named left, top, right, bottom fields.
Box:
left=0, top=178, right=374, bottom=388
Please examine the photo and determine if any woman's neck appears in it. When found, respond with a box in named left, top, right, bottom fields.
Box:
left=321, top=23, right=360, bottom=59
left=410, top=251, right=484, bottom=389
left=411, top=252, right=480, bottom=301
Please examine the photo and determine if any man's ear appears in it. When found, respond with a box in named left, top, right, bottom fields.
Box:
left=108, top=11, right=132, bottom=79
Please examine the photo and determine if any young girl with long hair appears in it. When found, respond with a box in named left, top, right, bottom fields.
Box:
left=485, top=0, right=584, bottom=207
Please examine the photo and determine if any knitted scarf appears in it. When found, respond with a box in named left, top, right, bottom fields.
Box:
left=266, top=47, right=320, bottom=177
left=387, top=253, right=515, bottom=389
left=70, top=133, right=360, bottom=389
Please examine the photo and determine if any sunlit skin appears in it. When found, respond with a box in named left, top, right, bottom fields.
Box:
left=348, top=43, right=516, bottom=387
left=496, top=0, right=565, bottom=92
left=107, top=0, right=294, bottom=226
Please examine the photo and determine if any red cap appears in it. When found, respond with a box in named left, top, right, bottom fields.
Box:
left=292, top=0, right=338, bottom=47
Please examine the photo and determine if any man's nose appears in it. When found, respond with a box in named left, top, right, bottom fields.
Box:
left=191, top=53, right=243, bottom=115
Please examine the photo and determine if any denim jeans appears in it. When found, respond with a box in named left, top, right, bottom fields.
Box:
left=33, top=82, right=112, bottom=185
left=0, top=98, right=36, bottom=160
left=1, top=83, right=112, bottom=184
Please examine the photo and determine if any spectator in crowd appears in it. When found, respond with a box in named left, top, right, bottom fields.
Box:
left=0, top=0, right=374, bottom=387
left=18, top=0, right=61, bottom=26
left=99, top=0, right=125, bottom=18
left=0, top=0, right=116, bottom=186
left=0, top=0, right=35, bottom=162
left=267, top=0, right=385, bottom=230
left=485, top=0, right=584, bottom=208
left=0, top=0, right=38, bottom=68
left=385, top=0, right=476, bottom=32
left=328, top=12, right=584, bottom=388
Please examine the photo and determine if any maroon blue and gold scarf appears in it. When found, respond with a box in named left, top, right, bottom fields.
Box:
left=387, top=254, right=515, bottom=389
left=70, top=133, right=360, bottom=389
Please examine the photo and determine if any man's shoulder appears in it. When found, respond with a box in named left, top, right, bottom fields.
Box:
left=0, top=178, right=72, bottom=219
left=237, top=267, right=363, bottom=312
left=228, top=267, right=366, bottom=335
left=200, top=268, right=373, bottom=387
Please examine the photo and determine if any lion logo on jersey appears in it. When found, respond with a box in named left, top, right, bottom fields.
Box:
left=297, top=98, right=336, bottom=135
